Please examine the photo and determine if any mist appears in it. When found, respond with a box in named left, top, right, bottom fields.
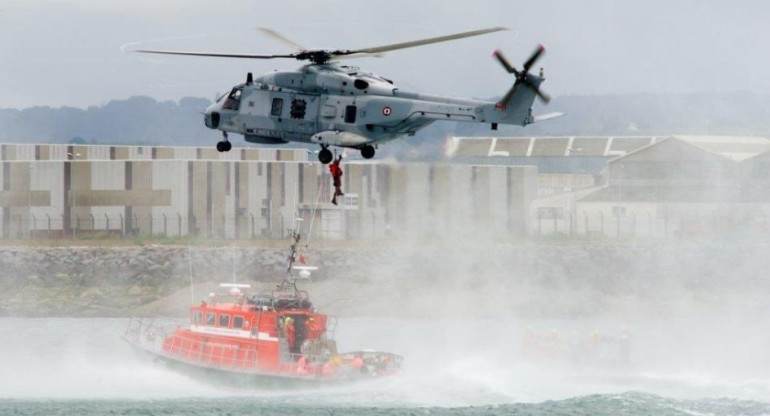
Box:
left=2, top=0, right=770, bottom=108
left=2, top=232, right=769, bottom=405
left=2, top=1, right=770, bottom=413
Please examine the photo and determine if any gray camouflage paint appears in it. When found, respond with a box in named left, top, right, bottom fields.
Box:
left=204, top=62, right=542, bottom=149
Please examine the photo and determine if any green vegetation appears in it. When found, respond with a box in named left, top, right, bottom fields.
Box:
left=2, top=92, right=769, bottom=161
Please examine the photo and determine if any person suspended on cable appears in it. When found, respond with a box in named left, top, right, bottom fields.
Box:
left=329, top=153, right=344, bottom=205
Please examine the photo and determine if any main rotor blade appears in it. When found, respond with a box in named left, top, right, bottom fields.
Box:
left=349, top=27, right=509, bottom=55
left=522, top=44, right=545, bottom=72
left=330, top=52, right=385, bottom=61
left=256, top=28, right=306, bottom=51
left=134, top=49, right=296, bottom=59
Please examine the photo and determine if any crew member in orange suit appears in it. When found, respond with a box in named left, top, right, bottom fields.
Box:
left=305, top=316, right=322, bottom=339
left=286, top=317, right=296, bottom=353
left=329, top=154, right=344, bottom=205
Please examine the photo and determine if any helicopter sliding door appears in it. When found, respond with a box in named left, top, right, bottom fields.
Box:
left=240, top=90, right=319, bottom=142
left=319, top=96, right=358, bottom=132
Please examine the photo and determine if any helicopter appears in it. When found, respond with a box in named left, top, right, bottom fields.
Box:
left=135, top=27, right=563, bottom=164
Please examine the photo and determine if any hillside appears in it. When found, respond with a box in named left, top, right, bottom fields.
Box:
left=2, top=92, right=769, bottom=160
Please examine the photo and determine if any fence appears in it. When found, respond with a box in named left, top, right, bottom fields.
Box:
left=1, top=210, right=385, bottom=241
left=3, top=213, right=282, bottom=240
left=534, top=210, right=770, bottom=238
left=7, top=210, right=766, bottom=241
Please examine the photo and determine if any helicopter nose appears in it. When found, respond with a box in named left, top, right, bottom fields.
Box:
left=204, top=104, right=220, bottom=129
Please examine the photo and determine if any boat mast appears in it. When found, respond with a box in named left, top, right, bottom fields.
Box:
left=278, top=216, right=302, bottom=294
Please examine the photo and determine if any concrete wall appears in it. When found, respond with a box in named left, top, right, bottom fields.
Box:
left=0, top=158, right=537, bottom=240
left=0, top=143, right=310, bottom=163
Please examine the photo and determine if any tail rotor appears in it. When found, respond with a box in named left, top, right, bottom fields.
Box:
left=493, top=45, right=551, bottom=109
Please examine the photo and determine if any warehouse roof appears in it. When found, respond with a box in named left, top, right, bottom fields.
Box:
left=445, top=136, right=661, bottom=174
left=610, top=136, right=770, bottom=164
left=673, top=136, right=770, bottom=162
left=446, top=136, right=660, bottom=159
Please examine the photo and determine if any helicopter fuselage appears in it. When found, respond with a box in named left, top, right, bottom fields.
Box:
left=203, top=62, right=542, bottom=161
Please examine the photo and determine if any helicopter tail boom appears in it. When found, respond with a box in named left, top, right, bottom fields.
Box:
left=476, top=74, right=540, bottom=126
left=480, top=45, right=557, bottom=126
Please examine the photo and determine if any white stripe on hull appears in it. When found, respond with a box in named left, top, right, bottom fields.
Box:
left=189, top=325, right=279, bottom=342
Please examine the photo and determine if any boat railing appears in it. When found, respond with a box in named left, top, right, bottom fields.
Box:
left=126, top=318, right=400, bottom=377
left=125, top=318, right=321, bottom=375
left=281, top=349, right=404, bottom=377
left=326, top=316, right=338, bottom=339
left=125, top=317, right=184, bottom=353
left=126, top=317, right=261, bottom=371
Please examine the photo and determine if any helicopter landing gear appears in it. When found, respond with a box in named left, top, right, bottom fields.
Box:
left=360, top=144, right=376, bottom=159
left=318, top=146, right=333, bottom=164
left=216, top=131, right=232, bottom=152
left=216, top=141, right=231, bottom=152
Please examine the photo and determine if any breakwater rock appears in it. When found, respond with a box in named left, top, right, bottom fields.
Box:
left=0, top=245, right=354, bottom=316
left=1, top=240, right=767, bottom=318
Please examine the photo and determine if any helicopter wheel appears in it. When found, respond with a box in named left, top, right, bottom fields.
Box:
left=360, top=145, right=376, bottom=159
left=216, top=141, right=232, bottom=152
left=318, top=148, right=333, bottom=164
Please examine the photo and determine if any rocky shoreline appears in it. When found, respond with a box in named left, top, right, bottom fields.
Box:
left=0, top=244, right=366, bottom=317
left=1, top=240, right=767, bottom=318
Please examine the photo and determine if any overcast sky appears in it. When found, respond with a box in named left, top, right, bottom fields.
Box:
left=1, top=0, right=768, bottom=108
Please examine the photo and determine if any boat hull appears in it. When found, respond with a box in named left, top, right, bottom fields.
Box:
left=125, top=336, right=397, bottom=389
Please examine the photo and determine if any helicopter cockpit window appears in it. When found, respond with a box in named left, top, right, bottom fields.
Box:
left=223, top=88, right=242, bottom=111
left=271, top=98, right=283, bottom=117
left=290, top=99, right=307, bottom=120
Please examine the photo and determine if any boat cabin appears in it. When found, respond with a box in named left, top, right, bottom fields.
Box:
left=161, top=284, right=336, bottom=372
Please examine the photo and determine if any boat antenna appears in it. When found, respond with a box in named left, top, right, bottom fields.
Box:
left=279, top=169, right=323, bottom=292
left=232, top=246, right=237, bottom=284
left=305, top=169, right=326, bottom=248
left=286, top=229, right=301, bottom=275
left=278, top=222, right=302, bottom=294
left=187, top=245, right=194, bottom=303
left=290, top=178, right=299, bottom=233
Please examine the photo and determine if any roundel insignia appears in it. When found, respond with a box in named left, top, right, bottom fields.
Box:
left=382, top=106, right=392, bottom=116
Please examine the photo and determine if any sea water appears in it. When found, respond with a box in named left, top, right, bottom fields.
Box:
left=0, top=318, right=768, bottom=415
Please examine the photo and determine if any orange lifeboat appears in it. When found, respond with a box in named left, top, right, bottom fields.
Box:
left=126, top=226, right=402, bottom=386
left=125, top=282, right=402, bottom=385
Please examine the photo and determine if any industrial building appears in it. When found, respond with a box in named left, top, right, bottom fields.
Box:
left=527, top=136, right=770, bottom=237
left=0, top=143, right=535, bottom=240
left=448, top=135, right=770, bottom=237
left=3, top=136, right=766, bottom=241
left=447, top=136, right=660, bottom=195
left=575, top=136, right=770, bottom=237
